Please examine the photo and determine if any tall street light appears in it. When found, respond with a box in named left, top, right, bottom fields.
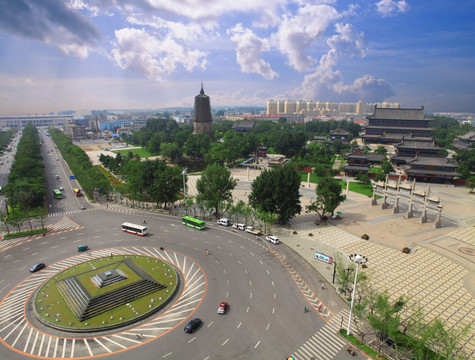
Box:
left=347, top=254, right=368, bottom=336
left=182, top=168, right=187, bottom=198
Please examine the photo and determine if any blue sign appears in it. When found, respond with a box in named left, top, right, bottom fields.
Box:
left=314, top=252, right=333, bottom=264
left=70, top=175, right=76, bottom=180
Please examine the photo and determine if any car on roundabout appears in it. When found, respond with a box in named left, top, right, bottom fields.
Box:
left=184, top=318, right=202, bottom=333
left=80, top=205, right=86, bottom=210
left=77, top=245, right=89, bottom=252
left=217, top=301, right=229, bottom=314
left=30, top=263, right=46, bottom=273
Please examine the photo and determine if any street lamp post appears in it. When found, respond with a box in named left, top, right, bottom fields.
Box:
left=182, top=168, right=187, bottom=198
left=347, top=254, right=368, bottom=336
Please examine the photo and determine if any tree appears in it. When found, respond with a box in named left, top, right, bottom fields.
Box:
left=196, top=163, right=237, bottom=218
left=160, top=142, right=182, bottom=162
left=355, top=173, right=371, bottom=185
left=466, top=175, right=475, bottom=192
left=381, top=160, right=394, bottom=175
left=307, top=176, right=346, bottom=220
left=249, top=164, right=301, bottom=224
left=374, top=146, right=387, bottom=155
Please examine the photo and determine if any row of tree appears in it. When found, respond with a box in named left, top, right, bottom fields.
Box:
left=49, top=128, right=111, bottom=200
left=5, top=123, right=46, bottom=211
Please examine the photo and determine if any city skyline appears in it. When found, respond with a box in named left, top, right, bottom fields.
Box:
left=0, top=1, right=474, bottom=116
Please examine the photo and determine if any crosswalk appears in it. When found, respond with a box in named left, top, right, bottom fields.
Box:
left=291, top=309, right=350, bottom=360
left=47, top=204, right=136, bottom=217
left=0, top=246, right=206, bottom=359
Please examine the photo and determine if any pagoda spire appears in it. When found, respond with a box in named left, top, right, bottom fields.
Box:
left=200, top=81, right=204, bottom=94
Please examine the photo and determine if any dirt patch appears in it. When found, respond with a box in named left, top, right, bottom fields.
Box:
left=77, top=144, right=104, bottom=152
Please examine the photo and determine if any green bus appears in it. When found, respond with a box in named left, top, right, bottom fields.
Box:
left=182, top=216, right=205, bottom=230
left=53, top=189, right=62, bottom=199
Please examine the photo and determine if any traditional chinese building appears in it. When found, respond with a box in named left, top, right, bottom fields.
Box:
left=342, top=149, right=385, bottom=176
left=391, top=137, right=444, bottom=166
left=362, top=106, right=432, bottom=144
left=452, top=131, right=475, bottom=151
left=402, top=155, right=459, bottom=183
left=329, top=128, right=350, bottom=143
left=193, top=84, right=212, bottom=135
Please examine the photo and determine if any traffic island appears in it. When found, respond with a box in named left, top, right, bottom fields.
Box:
left=32, top=255, right=179, bottom=332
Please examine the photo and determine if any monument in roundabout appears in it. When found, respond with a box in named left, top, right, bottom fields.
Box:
left=32, top=255, right=179, bottom=332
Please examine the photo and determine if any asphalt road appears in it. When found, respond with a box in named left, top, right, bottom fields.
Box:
left=0, top=131, right=352, bottom=360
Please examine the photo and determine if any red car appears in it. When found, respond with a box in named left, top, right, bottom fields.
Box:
left=217, top=301, right=228, bottom=314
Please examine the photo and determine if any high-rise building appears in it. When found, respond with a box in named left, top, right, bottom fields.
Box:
left=277, top=100, right=285, bottom=114
left=193, top=84, right=212, bottom=135
left=284, top=100, right=296, bottom=115
left=296, top=100, right=307, bottom=114
left=267, top=100, right=277, bottom=114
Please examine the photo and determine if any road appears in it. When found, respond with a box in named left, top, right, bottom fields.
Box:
left=0, top=130, right=354, bottom=360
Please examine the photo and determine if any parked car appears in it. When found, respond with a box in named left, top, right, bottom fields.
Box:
left=184, top=318, right=202, bottom=333
left=265, top=235, right=280, bottom=244
left=232, top=223, right=245, bottom=230
left=245, top=226, right=262, bottom=236
left=217, top=218, right=230, bottom=226
left=59, top=186, right=64, bottom=191
left=30, top=263, right=46, bottom=273
left=217, top=301, right=229, bottom=314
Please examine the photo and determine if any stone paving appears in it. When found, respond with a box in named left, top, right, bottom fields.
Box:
left=186, top=171, right=475, bottom=356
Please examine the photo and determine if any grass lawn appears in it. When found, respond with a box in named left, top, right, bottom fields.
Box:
left=113, top=148, right=154, bottom=158
left=35, top=255, right=178, bottom=329
left=340, top=329, right=387, bottom=359
left=299, top=172, right=374, bottom=197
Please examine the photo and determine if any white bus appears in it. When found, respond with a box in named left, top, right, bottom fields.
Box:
left=121, top=222, right=148, bottom=236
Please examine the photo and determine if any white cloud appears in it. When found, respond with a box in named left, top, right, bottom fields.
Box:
left=375, top=0, right=409, bottom=17
left=227, top=24, right=278, bottom=80
left=274, top=4, right=340, bottom=71
left=111, top=28, right=207, bottom=81
left=86, top=0, right=287, bottom=20
left=295, top=22, right=394, bottom=101
left=126, top=13, right=217, bottom=42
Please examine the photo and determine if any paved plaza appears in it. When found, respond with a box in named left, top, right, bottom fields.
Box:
left=187, top=169, right=475, bottom=355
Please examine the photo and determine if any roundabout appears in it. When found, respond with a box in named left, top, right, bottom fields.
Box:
left=0, top=246, right=206, bottom=358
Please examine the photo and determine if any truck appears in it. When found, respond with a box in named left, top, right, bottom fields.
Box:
left=245, top=226, right=262, bottom=236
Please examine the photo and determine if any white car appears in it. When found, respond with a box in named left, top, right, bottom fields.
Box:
left=232, top=223, right=245, bottom=230
left=265, top=235, right=279, bottom=244
left=217, top=218, right=230, bottom=226
left=59, top=186, right=64, bottom=191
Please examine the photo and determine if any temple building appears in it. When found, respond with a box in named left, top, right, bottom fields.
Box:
left=193, top=84, right=213, bottom=135
left=362, top=106, right=432, bottom=144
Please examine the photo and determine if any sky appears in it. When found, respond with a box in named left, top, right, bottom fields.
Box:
left=0, top=0, right=474, bottom=116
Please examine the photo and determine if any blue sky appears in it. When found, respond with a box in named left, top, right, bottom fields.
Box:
left=0, top=0, right=474, bottom=115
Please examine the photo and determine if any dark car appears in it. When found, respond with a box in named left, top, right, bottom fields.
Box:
left=77, top=245, right=89, bottom=252
left=30, top=263, right=46, bottom=273
left=184, top=318, right=202, bottom=333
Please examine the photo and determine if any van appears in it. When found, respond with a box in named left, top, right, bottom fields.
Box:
left=217, top=218, right=230, bottom=226
left=232, top=223, right=245, bottom=231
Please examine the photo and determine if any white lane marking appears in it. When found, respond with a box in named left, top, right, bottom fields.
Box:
left=93, top=338, right=112, bottom=353
left=255, top=340, right=260, bottom=348
left=23, top=326, right=33, bottom=352
left=222, top=338, right=229, bottom=346
left=249, top=280, right=252, bottom=286
left=61, top=338, right=67, bottom=359
left=53, top=337, right=59, bottom=357
left=237, top=322, right=242, bottom=329
left=271, top=280, right=274, bottom=286
left=250, top=292, right=253, bottom=298
left=162, top=352, right=173, bottom=358
left=13, top=260, right=20, bottom=264
left=51, top=245, right=59, bottom=249
left=207, top=321, right=213, bottom=327
left=266, top=323, right=270, bottom=330
left=22, top=247, right=30, bottom=251
left=31, top=252, right=38, bottom=256
left=84, top=339, right=93, bottom=357
left=246, top=306, right=249, bottom=313
left=188, top=337, right=196, bottom=343
left=272, top=307, right=275, bottom=314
